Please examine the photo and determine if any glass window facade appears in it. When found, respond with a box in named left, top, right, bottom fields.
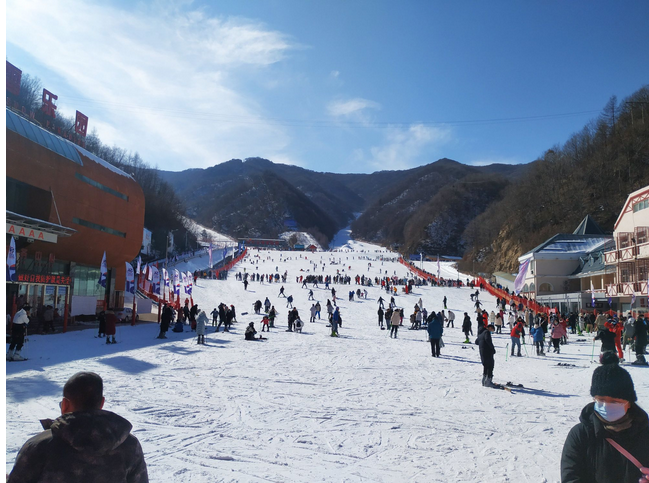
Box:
left=72, top=217, right=126, bottom=238
left=74, top=173, right=128, bottom=201
left=72, top=265, right=105, bottom=297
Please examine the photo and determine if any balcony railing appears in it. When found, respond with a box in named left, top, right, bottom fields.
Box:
left=604, top=250, right=618, bottom=264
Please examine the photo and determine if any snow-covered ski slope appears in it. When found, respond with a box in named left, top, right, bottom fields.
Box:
left=6, top=243, right=649, bottom=482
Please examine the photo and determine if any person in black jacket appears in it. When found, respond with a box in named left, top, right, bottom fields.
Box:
left=561, top=355, right=649, bottom=483
left=477, top=324, right=496, bottom=387
left=158, top=304, right=173, bottom=339
left=462, top=312, right=472, bottom=343
left=8, top=372, right=148, bottom=483
left=595, top=325, right=618, bottom=362
left=634, top=313, right=648, bottom=366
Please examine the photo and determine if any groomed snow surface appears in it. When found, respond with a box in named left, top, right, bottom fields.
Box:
left=7, top=243, right=649, bottom=482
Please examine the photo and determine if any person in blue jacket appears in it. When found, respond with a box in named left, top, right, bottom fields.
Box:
left=427, top=312, right=444, bottom=357
left=530, top=323, right=545, bottom=356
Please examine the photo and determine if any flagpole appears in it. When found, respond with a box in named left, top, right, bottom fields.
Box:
left=132, top=271, right=137, bottom=326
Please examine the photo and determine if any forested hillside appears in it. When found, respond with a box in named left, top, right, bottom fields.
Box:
left=458, top=86, right=649, bottom=275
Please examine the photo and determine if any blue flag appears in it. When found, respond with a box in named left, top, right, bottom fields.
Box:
left=98, top=251, right=107, bottom=288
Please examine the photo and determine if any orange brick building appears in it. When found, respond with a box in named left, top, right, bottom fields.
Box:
left=6, top=107, right=145, bottom=318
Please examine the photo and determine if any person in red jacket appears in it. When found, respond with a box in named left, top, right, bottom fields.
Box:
left=510, top=319, right=524, bottom=357
left=605, top=317, right=625, bottom=361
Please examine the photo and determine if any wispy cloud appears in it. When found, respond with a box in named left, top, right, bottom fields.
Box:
left=368, top=124, right=452, bottom=170
left=6, top=0, right=297, bottom=169
left=327, top=97, right=381, bottom=120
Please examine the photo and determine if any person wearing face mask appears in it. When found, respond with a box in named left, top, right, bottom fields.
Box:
left=561, top=353, right=649, bottom=482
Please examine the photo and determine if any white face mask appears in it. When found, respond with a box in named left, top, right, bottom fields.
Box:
left=594, top=401, right=628, bottom=422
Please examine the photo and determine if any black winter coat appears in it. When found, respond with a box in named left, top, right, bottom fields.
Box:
left=476, top=329, right=495, bottom=363
left=595, top=329, right=616, bottom=352
left=462, top=315, right=472, bottom=333
left=635, top=317, right=648, bottom=346
left=8, top=409, right=148, bottom=483
left=561, top=402, right=649, bottom=483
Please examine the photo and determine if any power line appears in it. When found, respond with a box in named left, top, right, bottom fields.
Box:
left=58, top=94, right=601, bottom=129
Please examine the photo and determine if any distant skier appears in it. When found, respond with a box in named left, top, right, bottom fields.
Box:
left=7, top=304, right=30, bottom=361
left=331, top=307, right=341, bottom=337
left=308, top=290, right=315, bottom=301
left=462, top=312, right=472, bottom=343
left=286, top=295, right=294, bottom=308
left=279, top=286, right=286, bottom=297
left=427, top=312, right=443, bottom=357
left=314, top=301, right=321, bottom=319
left=378, top=307, right=384, bottom=329
left=446, top=310, right=455, bottom=328
left=443, top=296, right=447, bottom=310
left=196, top=311, right=208, bottom=345
left=477, top=324, right=497, bottom=387
left=377, top=297, right=385, bottom=309
left=390, top=309, right=400, bottom=339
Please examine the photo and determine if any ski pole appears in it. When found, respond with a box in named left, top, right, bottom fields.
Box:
left=591, top=339, right=596, bottom=363
left=505, top=343, right=509, bottom=362
left=523, top=343, right=528, bottom=357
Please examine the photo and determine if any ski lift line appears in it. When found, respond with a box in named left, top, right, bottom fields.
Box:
left=58, top=95, right=601, bottom=128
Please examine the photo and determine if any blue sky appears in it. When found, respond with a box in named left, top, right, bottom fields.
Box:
left=6, top=0, right=649, bottom=173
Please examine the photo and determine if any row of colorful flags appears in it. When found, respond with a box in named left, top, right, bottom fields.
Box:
left=98, top=252, right=193, bottom=297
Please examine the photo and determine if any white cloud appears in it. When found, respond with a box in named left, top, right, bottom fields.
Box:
left=368, top=124, right=452, bottom=170
left=6, top=0, right=296, bottom=169
left=327, top=98, right=381, bottom=119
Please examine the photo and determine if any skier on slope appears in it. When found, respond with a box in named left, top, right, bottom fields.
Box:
left=264, top=297, right=271, bottom=314
left=427, top=312, right=443, bottom=358
left=196, top=311, right=208, bottom=345
left=462, top=312, right=473, bottom=343
left=477, top=324, right=497, bottom=387
left=7, top=304, right=30, bottom=361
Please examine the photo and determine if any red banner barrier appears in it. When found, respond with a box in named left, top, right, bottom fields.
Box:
left=473, top=276, right=549, bottom=315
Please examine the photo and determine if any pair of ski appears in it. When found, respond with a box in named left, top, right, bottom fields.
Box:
left=489, top=381, right=524, bottom=393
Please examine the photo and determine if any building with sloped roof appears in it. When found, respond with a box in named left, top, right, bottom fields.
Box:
left=603, top=185, right=649, bottom=314
left=516, top=216, right=614, bottom=313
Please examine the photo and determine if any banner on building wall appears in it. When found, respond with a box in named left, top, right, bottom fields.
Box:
left=513, top=259, right=530, bottom=295
left=136, top=256, right=141, bottom=275
left=98, top=251, right=107, bottom=288
left=147, top=264, right=153, bottom=281
left=125, top=262, right=135, bottom=294
left=7, top=236, right=17, bottom=282
left=209, top=243, right=213, bottom=268
left=182, top=272, right=188, bottom=294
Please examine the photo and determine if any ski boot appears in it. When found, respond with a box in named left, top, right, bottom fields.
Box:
left=484, top=376, right=496, bottom=388
left=481, top=375, right=487, bottom=386
left=106, top=337, right=111, bottom=344
left=12, top=351, right=25, bottom=361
